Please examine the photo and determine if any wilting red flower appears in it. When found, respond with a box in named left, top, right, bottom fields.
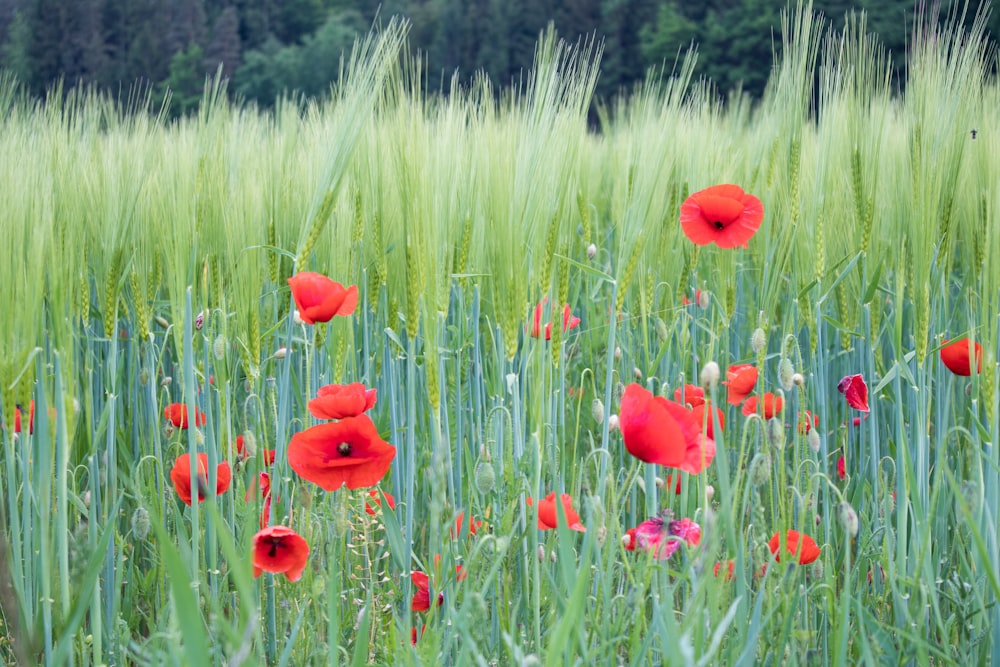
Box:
left=365, top=488, right=396, bottom=515
left=13, top=401, right=34, bottom=434
left=679, top=184, right=765, bottom=249
left=163, top=403, right=207, bottom=429
left=170, top=453, right=231, bottom=506
left=837, top=456, right=846, bottom=481
left=287, top=272, right=358, bottom=325
left=940, top=338, right=983, bottom=376
left=619, top=384, right=716, bottom=473
left=628, top=511, right=701, bottom=560
left=529, top=298, right=581, bottom=340
left=690, top=402, right=724, bottom=440
left=724, top=365, right=758, bottom=405
left=768, top=529, right=821, bottom=565
left=308, top=382, right=378, bottom=420
left=674, top=384, right=705, bottom=407
left=798, top=411, right=819, bottom=434
left=288, top=415, right=396, bottom=491
left=251, top=525, right=310, bottom=582
left=837, top=374, right=870, bottom=412
left=450, top=512, right=482, bottom=539
left=526, top=492, right=586, bottom=532
left=713, top=560, right=736, bottom=581
left=742, top=393, right=784, bottom=419
left=622, top=527, right=638, bottom=550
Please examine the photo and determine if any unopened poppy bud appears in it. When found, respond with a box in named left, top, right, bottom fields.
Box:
left=810, top=560, right=824, bottom=580
left=614, top=346, right=622, bottom=361
left=195, top=429, right=205, bottom=445
left=213, top=335, right=227, bottom=360
left=608, top=414, right=619, bottom=432
left=131, top=507, right=151, bottom=541
left=837, top=502, right=859, bottom=538
left=591, top=399, right=605, bottom=425
left=700, top=361, right=720, bottom=390
left=161, top=376, right=172, bottom=387
left=766, top=417, right=785, bottom=449
left=273, top=347, right=288, bottom=360
left=705, top=484, right=715, bottom=500
left=474, top=461, right=496, bottom=495
left=792, top=373, right=805, bottom=388
left=163, top=423, right=175, bottom=439
left=613, top=382, right=625, bottom=405
left=749, top=452, right=771, bottom=486
left=778, top=358, right=795, bottom=391
left=621, top=532, right=632, bottom=549
left=654, top=317, right=668, bottom=342
left=194, top=310, right=206, bottom=330
left=586, top=243, right=597, bottom=259
left=293, top=309, right=305, bottom=325
left=807, top=428, right=821, bottom=453
left=697, top=290, right=710, bottom=309
left=242, top=431, right=258, bottom=457
left=751, top=327, right=767, bottom=354
left=654, top=476, right=664, bottom=489
left=550, top=549, right=558, bottom=563
left=633, top=367, right=642, bottom=381
left=537, top=545, right=546, bottom=562
left=155, top=315, right=170, bottom=329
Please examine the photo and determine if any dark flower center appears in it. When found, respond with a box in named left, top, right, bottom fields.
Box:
left=338, top=442, right=352, bottom=457
left=268, top=537, right=281, bottom=558
left=713, top=220, right=725, bottom=230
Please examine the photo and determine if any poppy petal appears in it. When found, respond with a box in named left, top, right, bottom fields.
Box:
left=837, top=374, right=870, bottom=412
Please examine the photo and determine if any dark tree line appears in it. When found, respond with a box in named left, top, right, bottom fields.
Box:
left=0, top=0, right=992, bottom=115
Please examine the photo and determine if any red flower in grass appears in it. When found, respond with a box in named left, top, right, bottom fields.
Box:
left=940, top=338, right=983, bottom=376
left=170, top=453, right=231, bottom=506
left=619, top=384, right=715, bottom=474
left=13, top=401, right=34, bottom=434
left=768, top=530, right=821, bottom=565
left=673, top=384, right=705, bottom=407
left=365, top=489, right=396, bottom=515
left=308, top=382, right=378, bottom=420
left=410, top=571, right=442, bottom=612
left=411, top=625, right=426, bottom=645
left=627, top=511, right=701, bottom=560
left=713, top=560, right=736, bottom=581
left=622, top=527, right=638, bottom=550
left=450, top=512, right=482, bottom=539
left=526, top=492, right=586, bottom=532
left=163, top=403, right=207, bottom=429
left=741, top=393, right=784, bottom=419
left=837, top=374, right=870, bottom=412
left=690, top=401, right=724, bottom=440
left=837, top=456, right=846, bottom=481
left=529, top=298, right=581, bottom=340
left=679, top=184, right=764, bottom=249
left=798, top=411, right=819, bottom=434
left=245, top=471, right=272, bottom=502
left=251, top=525, right=310, bottom=582
left=287, top=272, right=358, bottom=325
left=663, top=473, right=683, bottom=495
left=288, top=415, right=396, bottom=491
left=724, top=364, right=758, bottom=405
left=236, top=437, right=276, bottom=465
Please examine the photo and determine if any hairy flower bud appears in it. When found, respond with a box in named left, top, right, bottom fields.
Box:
left=591, top=399, right=605, bottom=425
left=751, top=327, right=767, bottom=354
left=766, top=417, right=785, bottom=449
left=654, top=317, right=668, bottom=342
left=837, top=502, right=860, bottom=538
left=131, top=507, right=151, bottom=541
left=212, top=335, right=227, bottom=360
left=586, top=243, right=597, bottom=260
left=474, top=461, right=496, bottom=495
left=700, top=361, right=720, bottom=390
left=749, top=452, right=771, bottom=486
left=778, top=358, right=795, bottom=391
left=807, top=428, right=821, bottom=453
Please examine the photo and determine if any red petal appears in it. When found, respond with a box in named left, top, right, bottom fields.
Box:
left=837, top=374, right=870, bottom=412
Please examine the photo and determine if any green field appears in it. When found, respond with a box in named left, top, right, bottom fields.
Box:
left=0, top=5, right=998, bottom=665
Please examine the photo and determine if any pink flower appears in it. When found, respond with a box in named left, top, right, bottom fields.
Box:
left=627, top=511, right=701, bottom=560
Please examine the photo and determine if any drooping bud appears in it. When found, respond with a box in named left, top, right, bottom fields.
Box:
left=766, top=417, right=785, bottom=449
left=700, top=361, right=720, bottom=390
left=777, top=358, right=795, bottom=391
left=155, top=315, right=170, bottom=329
left=591, top=399, right=605, bottom=425
left=474, top=461, right=496, bottom=495
left=837, top=502, right=859, bottom=538
left=242, top=431, right=258, bottom=458
left=749, top=452, right=771, bottom=486
left=614, top=346, right=622, bottom=362
left=807, top=428, right=821, bottom=453
left=751, top=327, right=767, bottom=354
left=653, top=317, right=668, bottom=342
left=810, top=560, right=824, bottom=580
left=212, top=335, right=227, bottom=360
left=633, top=367, right=642, bottom=381
left=273, top=347, right=288, bottom=360
left=586, top=243, right=597, bottom=260
left=608, top=414, right=619, bottom=432
left=131, top=507, right=151, bottom=541
left=792, top=372, right=805, bottom=388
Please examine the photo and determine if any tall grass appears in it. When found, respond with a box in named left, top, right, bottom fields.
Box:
left=0, top=3, right=998, bottom=664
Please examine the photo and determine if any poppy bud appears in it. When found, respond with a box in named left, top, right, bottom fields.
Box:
left=766, top=417, right=784, bottom=449
left=163, top=423, right=175, bottom=439
left=537, top=545, right=546, bottom=562
left=550, top=549, right=558, bottom=563
left=700, top=361, right=720, bottom=390
left=697, top=290, right=710, bottom=309
left=705, top=484, right=715, bottom=500
left=213, top=335, right=227, bottom=360
left=837, top=502, right=859, bottom=538
left=613, top=382, right=625, bottom=405
left=621, top=532, right=633, bottom=549
left=810, top=560, right=824, bottom=580
left=633, top=367, right=642, bottom=381
left=749, top=452, right=771, bottom=486
left=807, top=428, right=821, bottom=453
left=161, top=376, right=172, bottom=387
left=586, top=243, right=597, bottom=259
left=614, top=346, right=622, bottom=361
left=242, top=431, right=258, bottom=458
left=273, top=347, right=288, bottom=360
left=474, top=461, right=496, bottom=495
left=792, top=373, right=805, bottom=387
left=194, top=310, right=206, bottom=330
left=751, top=327, right=767, bottom=354
left=778, top=358, right=795, bottom=391
left=293, top=309, right=305, bottom=325
left=608, top=414, right=619, bottom=432
left=131, top=507, right=151, bottom=541
left=155, top=315, right=170, bottom=329
left=654, top=317, right=668, bottom=342
left=591, top=399, right=605, bottom=425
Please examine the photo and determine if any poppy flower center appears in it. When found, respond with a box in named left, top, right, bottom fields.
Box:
left=268, top=538, right=280, bottom=558
left=337, top=442, right=352, bottom=456
left=713, top=220, right=725, bottom=230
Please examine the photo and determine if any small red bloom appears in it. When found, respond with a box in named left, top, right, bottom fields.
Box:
left=690, top=401, right=724, bottom=440
left=622, top=527, right=638, bottom=550
left=169, top=453, right=231, bottom=506
left=163, top=403, right=207, bottom=429
left=411, top=625, right=426, bottom=645
left=308, top=382, right=378, bottom=420
left=724, top=365, right=758, bottom=405
left=837, top=456, right=846, bottom=481
left=713, top=560, right=736, bottom=581
left=450, top=512, right=482, bottom=539
left=679, top=184, right=765, bottom=249
left=287, top=415, right=396, bottom=491
left=235, top=435, right=246, bottom=458
left=365, top=488, right=396, bottom=515
left=837, top=374, right=870, bottom=412
left=251, top=525, right=310, bottom=582
left=245, top=471, right=272, bottom=502
left=940, top=338, right=983, bottom=376
left=741, top=393, right=784, bottom=419
left=673, top=384, right=705, bottom=407
left=627, top=513, right=701, bottom=560
left=529, top=298, right=581, bottom=340
left=13, top=401, right=34, bottom=434
left=526, top=492, right=586, bottom=532
left=619, top=384, right=716, bottom=473
left=768, top=529, right=821, bottom=565
left=798, top=411, right=819, bottom=434
left=411, top=571, right=442, bottom=612
left=287, top=272, right=358, bottom=325
left=663, top=473, right=683, bottom=495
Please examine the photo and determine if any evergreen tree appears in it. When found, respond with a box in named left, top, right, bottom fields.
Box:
left=205, top=5, right=242, bottom=77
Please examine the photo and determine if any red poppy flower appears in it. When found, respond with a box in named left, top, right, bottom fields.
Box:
left=679, top=184, right=765, bottom=249
left=619, top=384, right=716, bottom=473
left=837, top=456, right=846, bottom=481
left=724, top=365, right=758, bottom=405
left=673, top=384, right=705, bottom=407
left=287, top=415, right=396, bottom=491
left=837, top=374, right=870, bottom=412
left=308, top=382, right=378, bottom=420
left=245, top=471, right=272, bottom=502
left=529, top=298, right=581, bottom=340
left=163, top=403, right=207, bottom=429
left=690, top=401, right=724, bottom=440
left=713, top=560, right=736, bottom=581
left=526, top=492, right=586, bottom=532
left=662, top=473, right=683, bottom=495
left=627, top=513, right=701, bottom=560
left=622, top=527, right=638, bottom=550
left=768, top=529, right=821, bottom=565
left=411, top=571, right=443, bottom=612
left=251, top=525, right=310, bottom=582
left=450, top=512, right=482, bottom=539
left=13, top=401, right=34, bottom=434
left=940, top=338, right=983, bottom=376
left=411, top=625, right=425, bottom=645
left=169, top=453, right=232, bottom=506
left=797, top=411, right=819, bottom=434
left=365, top=488, right=396, bottom=515
left=235, top=435, right=246, bottom=458
left=741, top=393, right=784, bottom=419
left=287, top=272, right=358, bottom=325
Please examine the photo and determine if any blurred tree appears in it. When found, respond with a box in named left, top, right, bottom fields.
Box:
left=205, top=5, right=242, bottom=77
left=159, top=42, right=205, bottom=115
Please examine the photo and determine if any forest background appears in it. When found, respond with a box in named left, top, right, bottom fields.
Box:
left=1, top=0, right=996, bottom=116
